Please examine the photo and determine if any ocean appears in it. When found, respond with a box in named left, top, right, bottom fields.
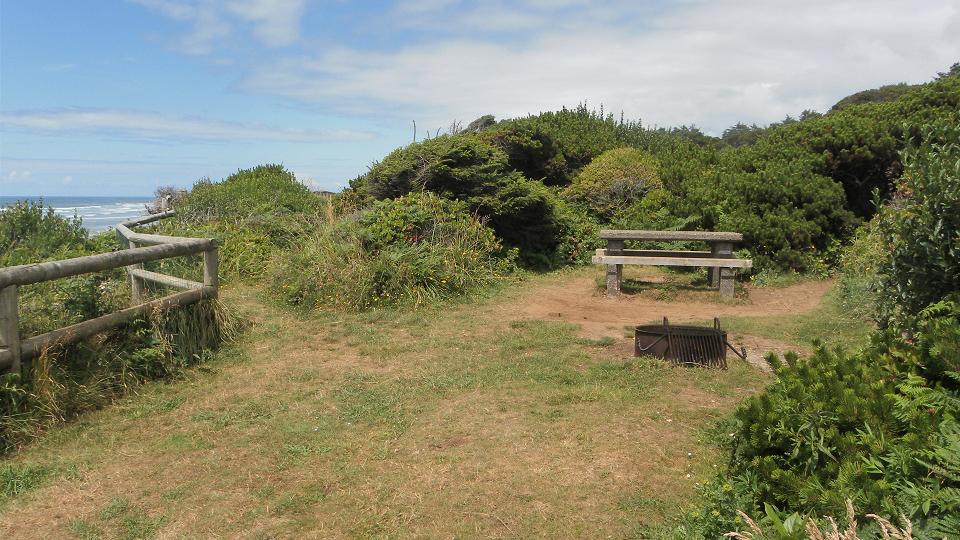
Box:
left=0, top=196, right=154, bottom=234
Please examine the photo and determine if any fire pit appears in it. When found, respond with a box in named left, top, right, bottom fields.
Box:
left=635, top=317, right=746, bottom=368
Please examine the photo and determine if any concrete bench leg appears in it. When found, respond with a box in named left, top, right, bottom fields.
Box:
left=719, top=267, right=736, bottom=298
left=710, top=241, right=733, bottom=288
left=605, top=239, right=625, bottom=297
left=606, top=264, right=622, bottom=296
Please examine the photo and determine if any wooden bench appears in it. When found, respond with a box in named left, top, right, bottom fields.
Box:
left=591, top=230, right=752, bottom=298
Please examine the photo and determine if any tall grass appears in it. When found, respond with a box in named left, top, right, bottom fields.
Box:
left=1, top=199, right=240, bottom=453
left=268, top=193, right=516, bottom=311
left=0, top=298, right=239, bottom=452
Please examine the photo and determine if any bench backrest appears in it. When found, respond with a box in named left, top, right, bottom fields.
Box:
left=599, top=229, right=743, bottom=242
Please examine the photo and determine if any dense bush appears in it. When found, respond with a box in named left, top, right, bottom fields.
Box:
left=562, top=147, right=662, bottom=220
left=875, top=116, right=960, bottom=327
left=683, top=115, right=960, bottom=539
left=702, top=302, right=960, bottom=539
left=482, top=123, right=569, bottom=185
left=268, top=193, right=515, bottom=311
left=0, top=201, right=125, bottom=336
left=363, top=135, right=577, bottom=267
left=158, top=164, right=326, bottom=279
left=735, top=74, right=960, bottom=218
left=709, top=160, right=859, bottom=272
left=0, top=200, right=90, bottom=265
left=835, top=217, right=886, bottom=320
left=175, top=164, right=321, bottom=224
left=830, top=82, right=917, bottom=112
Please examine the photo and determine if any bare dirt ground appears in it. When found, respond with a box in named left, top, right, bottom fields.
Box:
left=507, top=267, right=829, bottom=370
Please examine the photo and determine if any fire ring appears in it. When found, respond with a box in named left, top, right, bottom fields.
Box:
left=635, top=317, right=746, bottom=369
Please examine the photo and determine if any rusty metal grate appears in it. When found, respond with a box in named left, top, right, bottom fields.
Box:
left=634, top=317, right=746, bottom=369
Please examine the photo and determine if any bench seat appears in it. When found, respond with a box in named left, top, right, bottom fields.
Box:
left=592, top=250, right=753, bottom=268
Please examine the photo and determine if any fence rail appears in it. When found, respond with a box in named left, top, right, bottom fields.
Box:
left=0, top=211, right=218, bottom=373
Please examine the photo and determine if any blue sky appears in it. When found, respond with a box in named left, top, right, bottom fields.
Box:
left=1, top=0, right=958, bottom=196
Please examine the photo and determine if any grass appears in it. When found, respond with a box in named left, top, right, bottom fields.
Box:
left=711, top=287, right=874, bottom=352
left=0, top=463, right=50, bottom=503
left=0, top=271, right=771, bottom=538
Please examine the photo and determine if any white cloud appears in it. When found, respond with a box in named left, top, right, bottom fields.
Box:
left=6, top=170, right=33, bottom=181
left=244, top=0, right=960, bottom=132
left=42, top=63, right=78, bottom=72
left=226, top=0, right=305, bottom=46
left=62, top=175, right=74, bottom=184
left=0, top=109, right=373, bottom=142
left=132, top=0, right=305, bottom=54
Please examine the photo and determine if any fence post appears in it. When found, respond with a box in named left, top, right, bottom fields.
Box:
left=203, top=246, right=219, bottom=293
left=0, top=285, right=21, bottom=374
left=128, top=240, right=144, bottom=304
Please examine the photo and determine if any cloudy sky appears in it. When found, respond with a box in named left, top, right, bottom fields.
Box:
left=1, top=0, right=958, bottom=196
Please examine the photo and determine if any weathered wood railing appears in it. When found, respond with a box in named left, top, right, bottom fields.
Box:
left=0, top=211, right=219, bottom=374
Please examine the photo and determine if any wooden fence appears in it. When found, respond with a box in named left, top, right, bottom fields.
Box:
left=0, top=211, right=219, bottom=374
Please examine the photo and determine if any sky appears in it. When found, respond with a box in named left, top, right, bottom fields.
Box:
left=1, top=0, right=958, bottom=197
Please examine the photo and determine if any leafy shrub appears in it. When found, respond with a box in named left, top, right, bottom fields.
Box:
left=364, top=135, right=576, bottom=267
left=499, top=105, right=627, bottom=172
left=684, top=117, right=960, bottom=535
left=0, top=200, right=90, bottom=265
left=175, top=164, right=321, bottom=224
left=366, top=135, right=509, bottom=200
left=875, top=115, right=960, bottom=327
left=835, top=217, right=886, bottom=320
left=704, top=159, right=858, bottom=272
left=158, top=164, right=325, bottom=279
left=562, top=147, right=662, bottom=220
left=482, top=123, right=569, bottom=185
left=736, top=74, right=960, bottom=218
left=0, top=201, right=124, bottom=336
left=268, top=193, right=515, bottom=311
left=830, top=83, right=917, bottom=112
left=552, top=200, right=602, bottom=265
left=609, top=189, right=692, bottom=232
left=686, top=299, right=960, bottom=538
left=729, top=345, right=900, bottom=515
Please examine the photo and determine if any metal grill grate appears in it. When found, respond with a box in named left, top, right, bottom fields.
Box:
left=634, top=317, right=746, bottom=368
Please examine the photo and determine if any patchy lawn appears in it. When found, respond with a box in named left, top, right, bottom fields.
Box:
left=0, top=268, right=803, bottom=538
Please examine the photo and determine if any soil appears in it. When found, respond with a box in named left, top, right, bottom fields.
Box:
left=504, top=268, right=829, bottom=371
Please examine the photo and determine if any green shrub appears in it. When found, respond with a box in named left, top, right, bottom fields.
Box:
left=551, top=200, right=602, bottom=265
left=686, top=301, right=959, bottom=538
left=175, top=164, right=321, bottom=224
left=704, top=158, right=858, bottom=272
left=0, top=201, right=124, bottom=336
left=366, top=134, right=509, bottom=200
left=482, top=123, right=569, bottom=185
left=562, top=147, right=662, bottom=220
left=875, top=115, right=960, bottom=327
left=158, top=164, right=325, bottom=280
left=0, top=200, right=90, bottom=265
left=364, top=135, right=575, bottom=267
left=835, top=217, right=886, bottom=320
left=268, top=193, right=515, bottom=311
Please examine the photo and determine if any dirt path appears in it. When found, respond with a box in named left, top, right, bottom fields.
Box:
left=510, top=273, right=830, bottom=338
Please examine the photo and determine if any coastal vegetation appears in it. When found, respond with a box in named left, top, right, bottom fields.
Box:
left=0, top=64, right=958, bottom=538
